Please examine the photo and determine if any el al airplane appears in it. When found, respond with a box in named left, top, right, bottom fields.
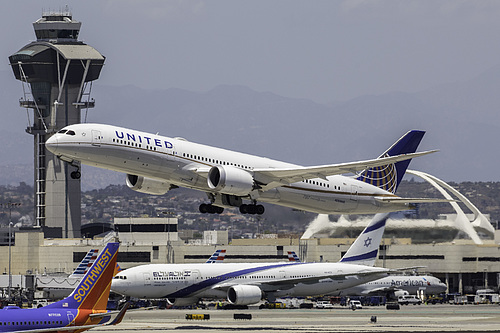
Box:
left=0, top=243, right=128, bottom=333
left=45, top=124, right=445, bottom=215
left=111, top=213, right=410, bottom=306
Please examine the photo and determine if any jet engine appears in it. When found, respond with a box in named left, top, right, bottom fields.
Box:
left=166, top=297, right=199, bottom=306
left=207, top=165, right=254, bottom=196
left=227, top=285, right=263, bottom=305
left=126, top=174, right=173, bottom=195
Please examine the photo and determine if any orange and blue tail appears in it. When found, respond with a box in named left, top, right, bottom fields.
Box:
left=355, top=130, right=425, bottom=193
left=45, top=242, right=120, bottom=311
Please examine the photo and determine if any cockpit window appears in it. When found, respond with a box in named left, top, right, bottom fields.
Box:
left=66, top=130, right=76, bottom=136
left=57, top=130, right=67, bottom=134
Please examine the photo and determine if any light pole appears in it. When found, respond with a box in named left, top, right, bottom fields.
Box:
left=1, top=202, right=21, bottom=302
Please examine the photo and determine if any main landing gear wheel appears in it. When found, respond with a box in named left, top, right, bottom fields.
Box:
left=239, top=204, right=265, bottom=215
left=70, top=171, right=81, bottom=179
left=199, top=203, right=224, bottom=214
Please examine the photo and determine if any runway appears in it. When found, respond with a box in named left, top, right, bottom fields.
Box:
left=93, top=304, right=500, bottom=332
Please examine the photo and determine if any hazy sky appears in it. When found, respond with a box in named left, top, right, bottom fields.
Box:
left=2, top=0, right=500, bottom=103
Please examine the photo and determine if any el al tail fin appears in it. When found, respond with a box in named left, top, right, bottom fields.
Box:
left=46, top=242, right=120, bottom=311
left=356, top=130, right=425, bottom=193
left=339, top=213, right=389, bottom=266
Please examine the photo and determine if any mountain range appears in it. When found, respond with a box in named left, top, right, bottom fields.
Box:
left=1, top=64, right=499, bottom=189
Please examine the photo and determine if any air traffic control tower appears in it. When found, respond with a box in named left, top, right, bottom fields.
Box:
left=8, top=11, right=105, bottom=238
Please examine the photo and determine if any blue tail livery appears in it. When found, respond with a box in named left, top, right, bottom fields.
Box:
left=0, top=242, right=127, bottom=333
left=356, top=130, right=425, bottom=193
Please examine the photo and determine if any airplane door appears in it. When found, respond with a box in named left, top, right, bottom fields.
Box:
left=67, top=312, right=75, bottom=326
left=350, top=185, right=359, bottom=211
left=143, top=272, right=151, bottom=286
left=91, top=130, right=102, bottom=147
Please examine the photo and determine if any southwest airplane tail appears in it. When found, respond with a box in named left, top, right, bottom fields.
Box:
left=355, top=130, right=425, bottom=194
left=0, top=242, right=126, bottom=333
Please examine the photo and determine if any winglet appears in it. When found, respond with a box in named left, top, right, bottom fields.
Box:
left=339, top=213, right=389, bottom=266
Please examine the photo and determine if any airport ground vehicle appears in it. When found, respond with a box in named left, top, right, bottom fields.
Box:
left=349, top=300, right=363, bottom=309
left=316, top=301, right=334, bottom=309
left=398, top=295, right=422, bottom=305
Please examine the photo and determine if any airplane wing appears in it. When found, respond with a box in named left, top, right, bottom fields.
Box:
left=253, top=150, right=437, bottom=191
left=211, top=268, right=390, bottom=292
left=192, top=151, right=436, bottom=192
left=12, top=303, right=129, bottom=333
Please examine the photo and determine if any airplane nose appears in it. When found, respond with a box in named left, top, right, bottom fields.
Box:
left=45, top=135, right=58, bottom=154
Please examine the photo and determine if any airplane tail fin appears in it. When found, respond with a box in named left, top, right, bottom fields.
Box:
left=339, top=213, right=389, bottom=266
left=69, top=249, right=98, bottom=279
left=355, top=130, right=425, bottom=193
left=46, top=242, right=120, bottom=311
left=287, top=251, right=301, bottom=262
left=206, top=249, right=226, bottom=263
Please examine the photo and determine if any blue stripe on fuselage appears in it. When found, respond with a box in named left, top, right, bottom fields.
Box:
left=166, top=262, right=302, bottom=298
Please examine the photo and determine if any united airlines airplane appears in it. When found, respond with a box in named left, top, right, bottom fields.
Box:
left=45, top=124, right=443, bottom=215
left=111, top=213, right=410, bottom=306
left=0, top=242, right=128, bottom=333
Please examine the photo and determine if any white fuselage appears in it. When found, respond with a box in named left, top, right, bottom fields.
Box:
left=46, top=123, right=409, bottom=214
left=111, top=262, right=389, bottom=301
left=332, top=275, right=447, bottom=296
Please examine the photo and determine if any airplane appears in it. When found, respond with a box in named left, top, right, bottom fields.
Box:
left=110, top=213, right=412, bottom=306
left=286, top=246, right=447, bottom=297
left=45, top=124, right=446, bottom=215
left=0, top=242, right=128, bottom=333
left=332, top=275, right=447, bottom=297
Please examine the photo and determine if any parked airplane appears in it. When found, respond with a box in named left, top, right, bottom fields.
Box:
left=332, top=275, right=447, bottom=297
left=287, top=246, right=447, bottom=297
left=110, top=213, right=408, bottom=306
left=0, top=242, right=127, bottom=333
left=45, top=124, right=445, bottom=215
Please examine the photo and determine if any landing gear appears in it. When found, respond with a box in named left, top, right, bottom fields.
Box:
left=70, top=170, right=81, bottom=179
left=199, top=203, right=224, bottom=214
left=239, top=204, right=265, bottom=215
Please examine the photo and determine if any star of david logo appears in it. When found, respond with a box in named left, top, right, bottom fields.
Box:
left=364, top=237, right=372, bottom=247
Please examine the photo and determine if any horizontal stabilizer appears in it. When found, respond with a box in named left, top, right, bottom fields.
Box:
left=374, top=197, right=454, bottom=204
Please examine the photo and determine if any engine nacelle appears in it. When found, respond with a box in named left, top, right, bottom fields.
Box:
left=166, top=297, right=199, bottom=306
left=227, top=285, right=262, bottom=305
left=207, top=165, right=254, bottom=196
left=126, top=174, right=172, bottom=195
